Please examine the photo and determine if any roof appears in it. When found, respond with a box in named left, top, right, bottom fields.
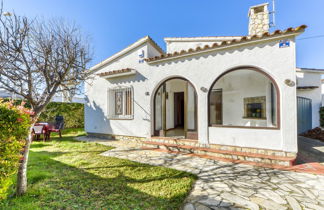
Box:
left=97, top=68, right=136, bottom=79
left=164, top=36, right=242, bottom=42
left=297, top=68, right=324, bottom=74
left=145, top=25, right=307, bottom=64
left=90, top=36, right=164, bottom=72
left=297, top=86, right=319, bottom=90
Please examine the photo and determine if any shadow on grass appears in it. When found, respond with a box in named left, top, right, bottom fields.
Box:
left=1, top=146, right=194, bottom=209
left=30, top=143, right=48, bottom=149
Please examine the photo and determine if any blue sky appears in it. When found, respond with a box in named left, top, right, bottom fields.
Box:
left=3, top=0, right=324, bottom=69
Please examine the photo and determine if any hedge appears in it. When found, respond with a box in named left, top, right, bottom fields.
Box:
left=320, top=107, right=324, bottom=127
left=0, top=100, right=32, bottom=199
left=38, top=102, right=84, bottom=129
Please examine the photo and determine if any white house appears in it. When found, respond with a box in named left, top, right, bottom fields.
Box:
left=296, top=68, right=324, bottom=133
left=0, top=87, right=85, bottom=104
left=321, top=78, right=324, bottom=105
left=85, top=3, right=311, bottom=166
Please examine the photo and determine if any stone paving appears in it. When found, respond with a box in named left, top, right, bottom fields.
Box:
left=76, top=136, right=324, bottom=210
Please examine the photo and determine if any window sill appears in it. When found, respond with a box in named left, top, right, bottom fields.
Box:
left=242, top=117, right=267, bottom=120
left=108, top=115, right=134, bottom=120
left=209, top=124, right=279, bottom=130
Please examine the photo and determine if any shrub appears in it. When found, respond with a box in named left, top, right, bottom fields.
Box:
left=320, top=107, right=324, bottom=127
left=38, top=102, right=84, bottom=128
left=0, top=100, right=32, bottom=199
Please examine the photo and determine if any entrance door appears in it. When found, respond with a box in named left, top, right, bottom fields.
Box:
left=154, top=78, right=197, bottom=139
left=297, top=96, right=312, bottom=134
left=174, top=92, right=184, bottom=127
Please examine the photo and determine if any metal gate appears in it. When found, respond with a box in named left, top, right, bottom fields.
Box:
left=297, top=96, right=312, bottom=134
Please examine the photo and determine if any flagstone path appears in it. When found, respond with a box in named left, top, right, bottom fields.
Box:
left=76, top=136, right=324, bottom=210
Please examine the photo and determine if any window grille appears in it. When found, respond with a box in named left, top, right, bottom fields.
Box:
left=108, top=87, right=133, bottom=119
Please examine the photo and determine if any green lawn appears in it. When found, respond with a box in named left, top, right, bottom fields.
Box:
left=0, top=129, right=196, bottom=210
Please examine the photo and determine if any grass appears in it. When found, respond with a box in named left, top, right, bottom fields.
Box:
left=0, top=129, right=196, bottom=210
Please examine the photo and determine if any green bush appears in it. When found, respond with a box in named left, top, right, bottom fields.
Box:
left=38, top=102, right=84, bottom=129
left=0, top=100, right=32, bottom=199
left=320, top=107, right=324, bottom=127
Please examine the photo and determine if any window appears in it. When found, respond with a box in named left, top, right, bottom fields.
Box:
left=247, top=103, right=262, bottom=118
left=243, top=96, right=266, bottom=119
left=208, top=68, right=279, bottom=128
left=209, top=89, right=222, bottom=125
left=108, top=87, right=133, bottom=119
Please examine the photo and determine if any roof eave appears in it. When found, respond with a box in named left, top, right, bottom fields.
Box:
left=147, top=32, right=302, bottom=64
left=100, top=69, right=137, bottom=79
left=90, top=36, right=164, bottom=73
left=297, top=68, right=324, bottom=74
left=164, top=36, right=243, bottom=43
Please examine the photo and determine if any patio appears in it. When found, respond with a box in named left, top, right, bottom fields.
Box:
left=76, top=136, right=324, bottom=210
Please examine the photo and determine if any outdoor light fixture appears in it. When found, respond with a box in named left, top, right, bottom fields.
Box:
left=200, top=87, right=208, bottom=92
left=284, top=79, right=295, bottom=87
left=145, top=92, right=150, bottom=96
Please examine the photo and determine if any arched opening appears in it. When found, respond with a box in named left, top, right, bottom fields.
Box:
left=208, top=67, right=280, bottom=128
left=153, top=77, right=198, bottom=139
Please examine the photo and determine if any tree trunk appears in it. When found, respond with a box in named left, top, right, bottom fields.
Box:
left=16, top=121, right=36, bottom=196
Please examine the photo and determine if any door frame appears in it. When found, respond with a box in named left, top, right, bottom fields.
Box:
left=173, top=92, right=185, bottom=128
left=152, top=77, right=198, bottom=139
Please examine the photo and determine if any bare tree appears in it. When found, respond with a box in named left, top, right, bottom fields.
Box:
left=0, top=5, right=91, bottom=195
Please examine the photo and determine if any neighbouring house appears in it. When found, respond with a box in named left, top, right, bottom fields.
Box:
left=322, top=78, right=324, bottom=106
left=51, top=93, right=85, bottom=104
left=296, top=68, right=324, bottom=133
left=0, top=87, right=85, bottom=104
left=0, top=88, right=16, bottom=98
left=85, top=3, right=317, bottom=166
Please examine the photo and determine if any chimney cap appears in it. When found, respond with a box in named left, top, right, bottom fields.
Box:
left=248, top=3, right=269, bottom=17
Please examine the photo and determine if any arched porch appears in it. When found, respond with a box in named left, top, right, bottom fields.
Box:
left=152, top=77, right=198, bottom=139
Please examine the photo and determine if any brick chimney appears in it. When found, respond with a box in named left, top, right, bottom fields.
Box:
left=248, top=3, right=270, bottom=36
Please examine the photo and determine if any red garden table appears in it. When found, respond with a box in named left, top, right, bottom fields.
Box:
left=34, top=122, right=57, bottom=141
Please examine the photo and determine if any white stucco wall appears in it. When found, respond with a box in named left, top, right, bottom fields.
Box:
left=85, top=35, right=298, bottom=152
left=296, top=71, right=322, bottom=128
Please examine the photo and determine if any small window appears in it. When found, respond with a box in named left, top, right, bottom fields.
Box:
left=246, top=103, right=262, bottom=118
left=243, top=96, right=266, bottom=119
left=108, top=87, right=133, bottom=119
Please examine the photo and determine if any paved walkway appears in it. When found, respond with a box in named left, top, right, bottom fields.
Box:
left=297, top=136, right=324, bottom=164
left=76, top=136, right=324, bottom=210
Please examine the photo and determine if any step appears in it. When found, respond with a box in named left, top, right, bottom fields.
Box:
left=142, top=141, right=295, bottom=167
left=141, top=147, right=324, bottom=175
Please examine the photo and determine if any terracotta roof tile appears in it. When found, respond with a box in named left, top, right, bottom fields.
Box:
left=97, top=68, right=133, bottom=77
left=146, top=25, right=307, bottom=63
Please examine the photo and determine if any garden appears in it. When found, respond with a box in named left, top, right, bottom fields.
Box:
left=0, top=101, right=196, bottom=209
